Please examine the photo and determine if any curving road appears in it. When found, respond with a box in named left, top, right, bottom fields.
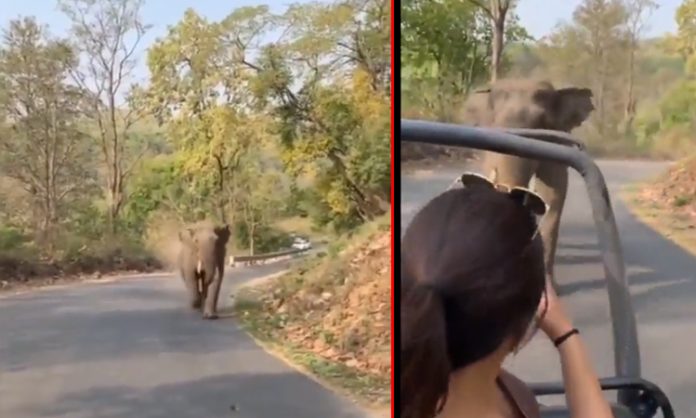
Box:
left=0, top=262, right=374, bottom=418
left=403, top=160, right=696, bottom=417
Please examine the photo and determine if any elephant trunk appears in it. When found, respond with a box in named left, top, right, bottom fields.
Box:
left=195, top=240, right=218, bottom=279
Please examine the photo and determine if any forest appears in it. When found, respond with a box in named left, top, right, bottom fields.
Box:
left=402, top=0, right=696, bottom=159
left=0, top=0, right=391, bottom=281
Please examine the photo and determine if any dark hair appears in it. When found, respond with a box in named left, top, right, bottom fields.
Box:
left=400, top=186, right=546, bottom=418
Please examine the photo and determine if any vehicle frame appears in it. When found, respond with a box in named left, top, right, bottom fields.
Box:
left=400, top=118, right=675, bottom=418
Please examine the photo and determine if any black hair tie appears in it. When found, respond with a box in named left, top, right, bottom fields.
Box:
left=553, top=328, right=579, bottom=347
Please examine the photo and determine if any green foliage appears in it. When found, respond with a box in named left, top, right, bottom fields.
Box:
left=124, top=154, right=219, bottom=232
left=0, top=16, right=96, bottom=251
left=142, top=0, right=391, bottom=234
left=402, top=0, right=694, bottom=158
left=246, top=0, right=391, bottom=230
left=62, top=200, right=108, bottom=241
left=625, top=0, right=696, bottom=157
left=401, top=0, right=484, bottom=72
left=633, top=79, right=696, bottom=159
left=233, top=221, right=292, bottom=254
left=0, top=225, right=28, bottom=251
left=401, top=0, right=530, bottom=120
left=663, top=0, right=696, bottom=63
left=58, top=0, right=153, bottom=232
left=659, top=80, right=696, bottom=128
left=0, top=0, right=389, bottom=279
left=123, top=155, right=183, bottom=232
left=284, top=184, right=311, bottom=218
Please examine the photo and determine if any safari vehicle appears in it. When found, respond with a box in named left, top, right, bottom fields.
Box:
left=400, top=119, right=676, bottom=418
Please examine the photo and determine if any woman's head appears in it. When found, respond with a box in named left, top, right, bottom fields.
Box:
left=400, top=185, right=546, bottom=418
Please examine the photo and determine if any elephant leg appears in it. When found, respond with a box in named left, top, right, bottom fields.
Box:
left=481, top=153, right=537, bottom=187
left=534, top=162, right=569, bottom=290
left=198, top=276, right=208, bottom=312
left=202, top=263, right=224, bottom=320
left=182, top=270, right=202, bottom=310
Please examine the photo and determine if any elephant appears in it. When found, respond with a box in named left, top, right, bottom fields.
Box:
left=177, top=221, right=231, bottom=319
left=460, top=79, right=595, bottom=288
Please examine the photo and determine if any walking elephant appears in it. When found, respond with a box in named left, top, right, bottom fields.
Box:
left=461, top=79, right=595, bottom=288
left=177, top=221, right=231, bottom=319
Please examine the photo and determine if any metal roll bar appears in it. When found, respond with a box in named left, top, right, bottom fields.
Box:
left=400, top=119, right=640, bottom=406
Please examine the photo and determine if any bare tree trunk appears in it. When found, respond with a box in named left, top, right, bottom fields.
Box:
left=624, top=44, right=637, bottom=135
left=249, top=222, right=255, bottom=256
left=59, top=0, right=149, bottom=236
left=464, top=43, right=479, bottom=95
left=468, top=0, right=511, bottom=83
left=597, top=47, right=609, bottom=137
left=436, top=72, right=448, bottom=121
left=490, top=18, right=505, bottom=82
left=242, top=204, right=255, bottom=256
left=624, top=0, right=657, bottom=136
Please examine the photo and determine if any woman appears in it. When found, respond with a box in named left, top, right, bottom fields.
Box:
left=400, top=184, right=613, bottom=418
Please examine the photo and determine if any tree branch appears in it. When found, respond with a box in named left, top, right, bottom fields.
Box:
left=468, top=0, right=493, bottom=18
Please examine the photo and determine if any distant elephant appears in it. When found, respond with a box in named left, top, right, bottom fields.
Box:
left=461, top=79, right=595, bottom=288
left=177, top=222, right=231, bottom=319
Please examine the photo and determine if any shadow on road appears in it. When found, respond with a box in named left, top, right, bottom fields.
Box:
left=555, top=200, right=696, bottom=324
left=24, top=372, right=365, bottom=418
left=555, top=253, right=601, bottom=266
left=557, top=242, right=598, bottom=251
left=0, top=290, right=254, bottom=373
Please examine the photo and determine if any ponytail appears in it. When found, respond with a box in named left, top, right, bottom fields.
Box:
left=401, top=281, right=451, bottom=418
left=400, top=187, right=547, bottom=417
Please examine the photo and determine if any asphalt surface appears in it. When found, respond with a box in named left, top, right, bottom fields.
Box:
left=0, top=261, right=373, bottom=418
left=402, top=160, right=696, bottom=417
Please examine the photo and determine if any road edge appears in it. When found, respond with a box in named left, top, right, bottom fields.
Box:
left=621, top=185, right=696, bottom=258
left=231, top=273, right=389, bottom=418
left=0, top=270, right=173, bottom=299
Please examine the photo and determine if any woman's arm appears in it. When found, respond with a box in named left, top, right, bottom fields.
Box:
left=538, top=282, right=614, bottom=418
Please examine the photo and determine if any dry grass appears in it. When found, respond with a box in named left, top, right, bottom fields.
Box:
left=622, top=156, right=696, bottom=256
left=234, top=214, right=391, bottom=411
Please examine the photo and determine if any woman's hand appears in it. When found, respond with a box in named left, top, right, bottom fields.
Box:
left=536, top=281, right=614, bottom=418
left=538, top=280, right=575, bottom=341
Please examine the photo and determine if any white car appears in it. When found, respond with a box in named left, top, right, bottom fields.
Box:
left=291, top=237, right=312, bottom=251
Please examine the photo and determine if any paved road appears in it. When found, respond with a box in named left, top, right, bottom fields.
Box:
left=0, top=261, right=372, bottom=418
left=403, top=160, right=696, bottom=417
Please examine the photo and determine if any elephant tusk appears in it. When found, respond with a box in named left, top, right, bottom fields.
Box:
left=196, top=260, right=203, bottom=274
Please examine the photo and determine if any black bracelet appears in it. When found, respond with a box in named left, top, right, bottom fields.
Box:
left=553, top=328, right=579, bottom=347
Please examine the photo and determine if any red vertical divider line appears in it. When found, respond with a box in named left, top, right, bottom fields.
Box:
left=389, top=0, right=395, bottom=416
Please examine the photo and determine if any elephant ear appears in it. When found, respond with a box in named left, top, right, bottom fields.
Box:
left=214, top=224, right=231, bottom=243
left=551, top=87, right=594, bottom=132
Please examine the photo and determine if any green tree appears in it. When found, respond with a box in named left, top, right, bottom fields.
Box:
left=249, top=1, right=390, bottom=229
left=0, top=17, right=95, bottom=252
left=143, top=9, right=270, bottom=223
left=624, top=0, right=658, bottom=134
left=230, top=150, right=288, bottom=255
left=58, top=0, right=151, bottom=234
left=138, top=1, right=389, bottom=233
left=664, top=0, right=696, bottom=63
left=401, top=0, right=529, bottom=120
left=537, top=0, right=630, bottom=142
left=401, top=0, right=488, bottom=120
left=467, top=0, right=521, bottom=82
